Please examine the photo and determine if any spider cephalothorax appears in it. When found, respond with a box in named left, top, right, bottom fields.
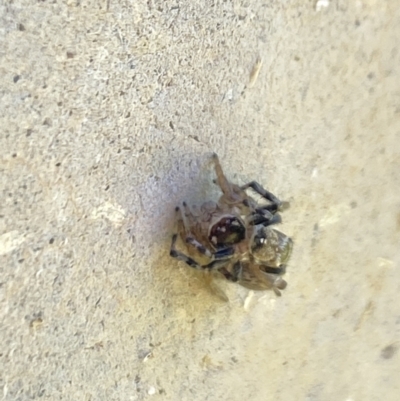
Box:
left=170, top=154, right=293, bottom=298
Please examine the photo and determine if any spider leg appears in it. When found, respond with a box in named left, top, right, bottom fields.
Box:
left=247, top=210, right=282, bottom=226
left=270, top=275, right=287, bottom=296
left=241, top=181, right=289, bottom=212
left=175, top=204, right=213, bottom=258
left=170, top=232, right=235, bottom=271
left=211, top=153, right=234, bottom=198
left=244, top=198, right=283, bottom=226
left=218, top=268, right=236, bottom=281
left=203, top=271, right=230, bottom=302
left=218, top=260, right=286, bottom=288
left=260, top=264, right=287, bottom=275
left=182, top=201, right=196, bottom=225
left=238, top=261, right=287, bottom=295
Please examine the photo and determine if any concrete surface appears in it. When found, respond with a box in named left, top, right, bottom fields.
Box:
left=1, top=1, right=399, bottom=400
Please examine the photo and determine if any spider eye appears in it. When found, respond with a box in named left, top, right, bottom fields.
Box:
left=252, top=230, right=267, bottom=250
left=209, top=216, right=245, bottom=247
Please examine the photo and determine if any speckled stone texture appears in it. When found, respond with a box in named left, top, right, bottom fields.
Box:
left=1, top=1, right=399, bottom=400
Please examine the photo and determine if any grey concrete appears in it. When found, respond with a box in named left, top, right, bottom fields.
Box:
left=1, top=1, right=399, bottom=400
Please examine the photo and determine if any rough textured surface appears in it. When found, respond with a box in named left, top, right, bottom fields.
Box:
left=1, top=1, right=399, bottom=400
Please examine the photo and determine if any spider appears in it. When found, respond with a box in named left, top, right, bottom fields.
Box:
left=170, top=154, right=293, bottom=298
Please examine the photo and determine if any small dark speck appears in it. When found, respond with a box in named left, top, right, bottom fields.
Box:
left=127, top=229, right=136, bottom=243
left=18, top=23, right=25, bottom=31
left=355, top=19, right=360, bottom=26
left=57, top=101, right=63, bottom=106
left=18, top=258, right=25, bottom=263
left=381, top=344, right=398, bottom=359
left=189, top=135, right=200, bottom=142
left=169, top=121, right=175, bottom=130
left=231, top=356, right=238, bottom=363
left=311, top=223, right=319, bottom=247
left=105, top=185, right=110, bottom=191
left=367, top=72, right=375, bottom=80
left=350, top=201, right=357, bottom=209
left=49, top=238, right=54, bottom=244
left=26, top=129, right=32, bottom=137
left=55, top=162, right=61, bottom=167
left=13, top=75, right=21, bottom=83
left=66, top=51, right=75, bottom=59
left=12, top=153, right=17, bottom=158
left=159, top=389, right=165, bottom=394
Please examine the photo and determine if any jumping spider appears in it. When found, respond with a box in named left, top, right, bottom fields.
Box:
left=170, top=154, right=293, bottom=299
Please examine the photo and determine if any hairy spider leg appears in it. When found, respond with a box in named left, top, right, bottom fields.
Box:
left=241, top=181, right=290, bottom=212
left=175, top=204, right=213, bottom=258
left=260, top=264, right=287, bottom=275
left=242, top=197, right=282, bottom=226
left=247, top=209, right=282, bottom=226
left=211, top=153, right=234, bottom=198
left=170, top=233, right=235, bottom=271
left=218, top=269, right=236, bottom=282
left=240, top=262, right=287, bottom=296
left=230, top=260, right=285, bottom=286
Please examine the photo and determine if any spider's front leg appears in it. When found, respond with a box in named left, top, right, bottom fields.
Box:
left=173, top=203, right=212, bottom=258
left=211, top=153, right=233, bottom=198
left=241, top=181, right=290, bottom=213
left=170, top=232, right=234, bottom=271
left=170, top=206, right=235, bottom=271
